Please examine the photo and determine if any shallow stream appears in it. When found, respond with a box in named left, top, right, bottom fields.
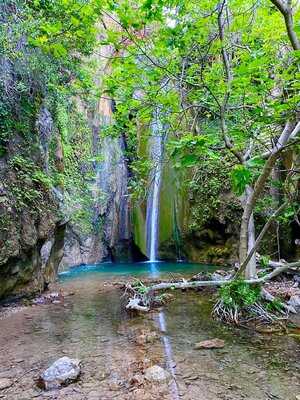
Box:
left=0, top=262, right=300, bottom=400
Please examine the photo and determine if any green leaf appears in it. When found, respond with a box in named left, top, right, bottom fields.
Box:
left=230, top=165, right=252, bottom=195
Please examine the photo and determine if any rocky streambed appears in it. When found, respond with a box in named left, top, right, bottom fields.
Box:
left=0, top=265, right=300, bottom=400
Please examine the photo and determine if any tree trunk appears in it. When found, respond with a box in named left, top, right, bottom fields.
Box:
left=246, top=212, right=256, bottom=279
left=240, top=186, right=257, bottom=279
left=270, top=0, right=300, bottom=50
left=239, top=153, right=279, bottom=275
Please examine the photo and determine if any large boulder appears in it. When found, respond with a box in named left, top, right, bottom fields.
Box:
left=38, top=357, right=81, bottom=390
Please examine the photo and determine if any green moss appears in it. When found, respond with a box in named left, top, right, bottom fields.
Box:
left=132, top=203, right=147, bottom=256
left=187, top=155, right=240, bottom=231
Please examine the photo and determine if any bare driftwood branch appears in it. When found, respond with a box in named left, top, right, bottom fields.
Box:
left=144, top=260, right=300, bottom=292
left=126, top=297, right=150, bottom=312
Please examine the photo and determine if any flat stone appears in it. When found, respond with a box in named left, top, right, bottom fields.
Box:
left=194, top=338, right=225, bottom=349
left=144, top=365, right=171, bottom=383
left=0, top=378, right=12, bottom=390
left=38, top=357, right=81, bottom=390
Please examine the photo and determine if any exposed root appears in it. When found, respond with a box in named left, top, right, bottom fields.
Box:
left=212, top=299, right=289, bottom=325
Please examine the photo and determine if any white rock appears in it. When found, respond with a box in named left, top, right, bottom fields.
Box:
left=39, top=357, right=81, bottom=390
left=0, top=378, right=12, bottom=390
left=145, top=365, right=171, bottom=383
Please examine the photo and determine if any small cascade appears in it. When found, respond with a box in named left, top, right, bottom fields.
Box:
left=150, top=264, right=180, bottom=400
left=156, top=311, right=179, bottom=400
left=146, top=114, right=165, bottom=261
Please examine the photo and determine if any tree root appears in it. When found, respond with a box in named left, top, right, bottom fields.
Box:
left=212, top=298, right=289, bottom=325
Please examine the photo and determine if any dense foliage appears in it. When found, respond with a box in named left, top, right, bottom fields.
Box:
left=0, top=0, right=103, bottom=231
left=102, top=0, right=300, bottom=276
left=1, top=0, right=299, bottom=274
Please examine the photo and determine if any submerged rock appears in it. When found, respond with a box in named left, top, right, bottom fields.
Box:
left=38, top=357, right=81, bottom=390
left=144, top=365, right=171, bottom=383
left=194, top=338, right=225, bottom=349
left=0, top=378, right=12, bottom=390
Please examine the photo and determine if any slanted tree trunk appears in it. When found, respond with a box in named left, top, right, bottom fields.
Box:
left=239, top=152, right=279, bottom=274
left=237, top=2, right=300, bottom=277
left=240, top=187, right=257, bottom=279
left=247, top=212, right=256, bottom=279
left=238, top=121, right=300, bottom=276
left=270, top=0, right=300, bottom=51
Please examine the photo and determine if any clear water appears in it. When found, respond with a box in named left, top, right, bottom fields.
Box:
left=1, top=262, right=300, bottom=400
left=59, top=261, right=216, bottom=281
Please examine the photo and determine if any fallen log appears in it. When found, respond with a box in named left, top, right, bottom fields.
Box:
left=147, top=279, right=227, bottom=292
left=146, top=261, right=300, bottom=293
left=125, top=262, right=300, bottom=313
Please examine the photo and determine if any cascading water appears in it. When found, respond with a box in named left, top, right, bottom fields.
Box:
left=146, top=111, right=179, bottom=400
left=146, top=115, right=164, bottom=262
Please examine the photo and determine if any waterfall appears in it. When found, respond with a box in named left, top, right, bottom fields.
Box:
left=146, top=117, right=179, bottom=398
left=146, top=114, right=164, bottom=262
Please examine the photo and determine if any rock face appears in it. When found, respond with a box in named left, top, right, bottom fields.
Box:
left=59, top=37, right=141, bottom=270
left=0, top=161, right=65, bottom=299
left=39, top=357, right=81, bottom=390
left=144, top=365, right=171, bottom=383
left=0, top=150, right=66, bottom=299
left=0, top=4, right=66, bottom=299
